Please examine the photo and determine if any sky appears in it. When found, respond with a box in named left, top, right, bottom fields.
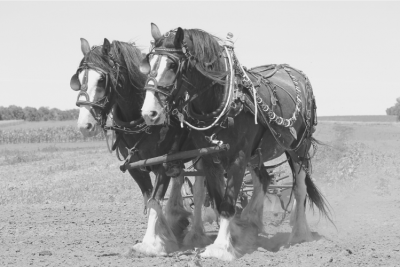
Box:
left=0, top=1, right=399, bottom=116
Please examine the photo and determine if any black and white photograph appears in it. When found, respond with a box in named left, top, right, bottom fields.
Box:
left=1, top=1, right=399, bottom=266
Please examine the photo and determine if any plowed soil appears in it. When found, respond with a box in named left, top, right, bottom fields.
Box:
left=1, top=121, right=400, bottom=266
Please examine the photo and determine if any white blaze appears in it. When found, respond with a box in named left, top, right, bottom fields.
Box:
left=141, top=55, right=169, bottom=125
left=77, top=70, right=103, bottom=137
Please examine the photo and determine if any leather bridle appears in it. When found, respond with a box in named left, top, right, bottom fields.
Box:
left=70, top=55, right=121, bottom=127
left=142, top=48, right=188, bottom=98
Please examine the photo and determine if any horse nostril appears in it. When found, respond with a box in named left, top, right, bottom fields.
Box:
left=85, top=123, right=92, bottom=130
left=150, top=111, right=158, bottom=118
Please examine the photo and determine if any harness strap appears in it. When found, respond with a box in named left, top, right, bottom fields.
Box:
left=243, top=93, right=308, bottom=152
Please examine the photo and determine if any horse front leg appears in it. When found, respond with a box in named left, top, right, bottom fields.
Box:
left=130, top=170, right=179, bottom=256
left=183, top=159, right=212, bottom=249
left=128, top=169, right=153, bottom=212
left=201, top=151, right=258, bottom=261
left=165, top=172, right=191, bottom=245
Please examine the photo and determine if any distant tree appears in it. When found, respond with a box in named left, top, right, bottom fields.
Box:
left=23, top=107, right=40, bottom=121
left=9, top=105, right=25, bottom=120
left=0, top=105, right=79, bottom=121
left=386, top=97, right=400, bottom=121
left=38, top=107, right=51, bottom=121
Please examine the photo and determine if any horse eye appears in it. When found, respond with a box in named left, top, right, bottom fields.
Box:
left=96, top=87, right=105, bottom=94
left=170, top=63, right=177, bottom=70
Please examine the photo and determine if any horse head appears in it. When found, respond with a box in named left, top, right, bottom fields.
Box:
left=140, top=23, right=228, bottom=126
left=71, top=38, right=146, bottom=137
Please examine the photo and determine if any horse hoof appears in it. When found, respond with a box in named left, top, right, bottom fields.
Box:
left=128, top=241, right=178, bottom=257
left=200, top=244, right=238, bottom=261
left=288, top=229, right=313, bottom=245
left=183, top=230, right=212, bottom=249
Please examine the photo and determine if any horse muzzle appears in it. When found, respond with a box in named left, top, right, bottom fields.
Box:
left=142, top=109, right=165, bottom=125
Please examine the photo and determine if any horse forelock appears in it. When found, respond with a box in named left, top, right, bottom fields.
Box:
left=80, top=41, right=146, bottom=106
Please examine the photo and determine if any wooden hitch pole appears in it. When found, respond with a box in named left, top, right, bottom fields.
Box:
left=120, top=144, right=230, bottom=172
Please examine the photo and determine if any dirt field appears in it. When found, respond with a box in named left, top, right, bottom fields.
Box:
left=1, top=121, right=399, bottom=266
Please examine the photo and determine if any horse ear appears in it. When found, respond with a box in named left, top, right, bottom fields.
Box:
left=102, top=38, right=111, bottom=55
left=174, top=27, right=184, bottom=48
left=80, top=38, right=90, bottom=55
left=151, top=23, right=162, bottom=41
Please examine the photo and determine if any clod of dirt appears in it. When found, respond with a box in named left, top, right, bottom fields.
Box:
left=96, top=252, right=120, bottom=257
left=38, top=250, right=52, bottom=256
left=186, top=259, right=203, bottom=267
left=257, top=247, right=267, bottom=252
left=179, top=255, right=189, bottom=260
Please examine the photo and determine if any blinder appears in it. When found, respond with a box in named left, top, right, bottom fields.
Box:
left=70, top=73, right=81, bottom=91
left=140, top=56, right=151, bottom=75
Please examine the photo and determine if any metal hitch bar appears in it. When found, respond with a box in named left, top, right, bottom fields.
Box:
left=120, top=144, right=230, bottom=172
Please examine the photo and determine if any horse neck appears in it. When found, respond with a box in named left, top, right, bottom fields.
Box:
left=190, top=74, right=223, bottom=114
left=114, top=84, right=144, bottom=122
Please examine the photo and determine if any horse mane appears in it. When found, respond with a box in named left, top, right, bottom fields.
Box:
left=111, top=41, right=147, bottom=92
left=155, top=28, right=228, bottom=111
left=156, top=28, right=227, bottom=85
left=184, top=29, right=227, bottom=84
left=80, top=41, right=146, bottom=105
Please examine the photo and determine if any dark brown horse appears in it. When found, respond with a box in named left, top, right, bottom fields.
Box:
left=140, top=23, right=332, bottom=260
left=70, top=38, right=195, bottom=256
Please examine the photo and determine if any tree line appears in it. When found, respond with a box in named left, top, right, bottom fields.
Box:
left=386, top=97, right=400, bottom=121
left=0, top=105, right=79, bottom=121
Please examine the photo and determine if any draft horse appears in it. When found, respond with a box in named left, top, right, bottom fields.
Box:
left=140, top=23, right=332, bottom=261
left=70, top=38, right=205, bottom=256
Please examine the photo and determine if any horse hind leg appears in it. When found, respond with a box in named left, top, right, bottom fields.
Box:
left=165, top=173, right=192, bottom=245
left=240, top=167, right=266, bottom=233
left=287, top=161, right=313, bottom=245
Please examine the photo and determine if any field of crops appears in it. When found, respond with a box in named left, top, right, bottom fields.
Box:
left=0, top=116, right=397, bottom=145
left=0, top=120, right=104, bottom=144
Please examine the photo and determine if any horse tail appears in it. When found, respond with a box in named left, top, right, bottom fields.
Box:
left=310, top=136, right=332, bottom=149
left=305, top=172, right=336, bottom=228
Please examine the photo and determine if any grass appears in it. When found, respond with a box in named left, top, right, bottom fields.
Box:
left=0, top=120, right=24, bottom=128
left=2, top=150, right=46, bottom=165
left=0, top=120, right=76, bottom=130
left=0, top=142, right=142, bottom=205
left=318, top=115, right=397, bottom=122
left=0, top=120, right=399, bottom=208
left=312, top=121, right=400, bottom=199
